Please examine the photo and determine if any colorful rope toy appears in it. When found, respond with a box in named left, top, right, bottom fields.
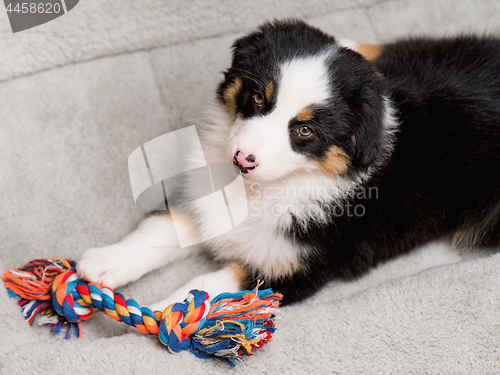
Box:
left=3, top=257, right=282, bottom=366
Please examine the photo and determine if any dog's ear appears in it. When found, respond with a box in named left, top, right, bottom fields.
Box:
left=216, top=27, right=267, bottom=105
left=334, top=48, right=391, bottom=171
left=351, top=89, right=390, bottom=170
left=217, top=69, right=235, bottom=95
left=230, top=24, right=271, bottom=68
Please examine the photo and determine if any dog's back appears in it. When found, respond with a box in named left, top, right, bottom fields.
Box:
left=373, top=36, right=500, bottom=249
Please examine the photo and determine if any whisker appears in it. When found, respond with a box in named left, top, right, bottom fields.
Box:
left=227, top=68, right=267, bottom=91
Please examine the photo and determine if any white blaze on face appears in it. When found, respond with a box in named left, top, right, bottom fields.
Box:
left=228, top=53, right=332, bottom=182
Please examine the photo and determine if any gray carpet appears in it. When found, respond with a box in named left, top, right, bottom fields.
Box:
left=1, top=0, right=500, bottom=373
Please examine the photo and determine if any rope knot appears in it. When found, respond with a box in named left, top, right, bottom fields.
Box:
left=52, top=269, right=95, bottom=323
left=158, top=290, right=210, bottom=353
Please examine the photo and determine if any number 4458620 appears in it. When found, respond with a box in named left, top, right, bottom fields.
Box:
left=5, top=2, right=62, bottom=14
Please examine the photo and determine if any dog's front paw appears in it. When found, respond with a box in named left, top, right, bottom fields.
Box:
left=76, top=245, right=140, bottom=289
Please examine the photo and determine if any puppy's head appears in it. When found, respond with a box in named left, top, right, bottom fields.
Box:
left=216, top=19, right=393, bottom=183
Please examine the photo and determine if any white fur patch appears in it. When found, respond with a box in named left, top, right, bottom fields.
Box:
left=278, top=55, right=333, bottom=111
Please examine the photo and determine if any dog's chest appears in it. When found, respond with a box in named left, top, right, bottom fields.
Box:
left=193, top=182, right=325, bottom=277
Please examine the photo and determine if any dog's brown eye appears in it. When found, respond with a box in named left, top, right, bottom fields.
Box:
left=298, top=126, right=313, bottom=137
left=253, top=93, right=263, bottom=106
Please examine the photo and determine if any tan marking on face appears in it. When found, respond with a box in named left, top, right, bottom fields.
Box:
left=296, top=107, right=314, bottom=122
left=265, top=81, right=274, bottom=101
left=223, top=77, right=243, bottom=116
left=315, top=146, right=350, bottom=177
left=353, top=42, right=385, bottom=61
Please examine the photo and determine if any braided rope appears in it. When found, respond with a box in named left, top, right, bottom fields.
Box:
left=3, top=258, right=282, bottom=365
left=50, top=268, right=214, bottom=351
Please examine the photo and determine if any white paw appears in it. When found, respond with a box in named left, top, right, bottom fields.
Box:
left=76, top=245, right=143, bottom=289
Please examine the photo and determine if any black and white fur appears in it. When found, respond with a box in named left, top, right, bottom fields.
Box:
left=77, top=20, right=500, bottom=308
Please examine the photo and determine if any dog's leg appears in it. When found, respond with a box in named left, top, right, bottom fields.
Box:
left=149, top=264, right=246, bottom=312
left=76, top=213, right=201, bottom=289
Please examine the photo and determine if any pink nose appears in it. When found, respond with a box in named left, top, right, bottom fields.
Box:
left=233, top=151, right=258, bottom=173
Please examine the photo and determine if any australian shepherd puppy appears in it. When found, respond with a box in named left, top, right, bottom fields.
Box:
left=77, top=19, right=500, bottom=308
